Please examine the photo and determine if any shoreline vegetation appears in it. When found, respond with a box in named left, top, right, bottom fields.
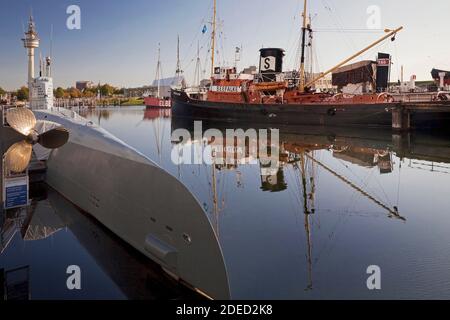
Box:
left=98, top=97, right=144, bottom=106
left=1, top=84, right=147, bottom=107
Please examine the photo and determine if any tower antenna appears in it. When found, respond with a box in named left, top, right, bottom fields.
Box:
left=22, top=11, right=40, bottom=101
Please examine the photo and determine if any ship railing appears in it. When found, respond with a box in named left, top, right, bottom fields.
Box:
left=254, top=73, right=280, bottom=83
left=390, top=92, right=450, bottom=103
left=408, top=160, right=450, bottom=174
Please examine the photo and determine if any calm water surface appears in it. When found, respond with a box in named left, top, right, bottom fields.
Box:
left=2, top=106, right=450, bottom=299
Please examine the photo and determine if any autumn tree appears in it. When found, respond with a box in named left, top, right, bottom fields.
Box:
left=83, top=90, right=95, bottom=98
left=68, top=87, right=82, bottom=98
left=100, top=84, right=115, bottom=97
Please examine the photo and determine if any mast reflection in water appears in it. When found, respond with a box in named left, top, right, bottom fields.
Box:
left=2, top=106, right=450, bottom=299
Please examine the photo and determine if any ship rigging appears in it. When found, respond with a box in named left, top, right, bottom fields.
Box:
left=170, top=0, right=413, bottom=128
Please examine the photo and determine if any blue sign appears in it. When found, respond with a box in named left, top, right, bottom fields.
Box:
left=4, top=176, right=29, bottom=209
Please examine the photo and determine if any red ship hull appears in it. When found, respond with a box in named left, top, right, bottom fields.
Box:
left=171, top=89, right=450, bottom=129
left=144, top=96, right=171, bottom=109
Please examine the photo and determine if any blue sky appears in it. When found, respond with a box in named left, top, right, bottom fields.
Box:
left=0, top=0, right=449, bottom=90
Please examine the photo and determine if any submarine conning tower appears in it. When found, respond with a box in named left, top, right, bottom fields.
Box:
left=259, top=48, right=285, bottom=82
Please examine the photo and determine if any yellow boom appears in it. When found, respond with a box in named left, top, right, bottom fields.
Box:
left=304, top=26, right=404, bottom=89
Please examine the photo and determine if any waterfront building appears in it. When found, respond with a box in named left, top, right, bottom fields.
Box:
left=431, top=68, right=450, bottom=90
left=76, top=81, right=95, bottom=92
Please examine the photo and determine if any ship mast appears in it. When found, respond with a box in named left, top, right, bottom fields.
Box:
left=194, top=41, right=201, bottom=87
left=156, top=44, right=161, bottom=98
left=175, top=35, right=183, bottom=78
left=299, top=152, right=314, bottom=290
left=298, top=0, right=308, bottom=92
left=210, top=0, right=217, bottom=77
left=305, top=153, right=406, bottom=221
left=212, top=157, right=219, bottom=236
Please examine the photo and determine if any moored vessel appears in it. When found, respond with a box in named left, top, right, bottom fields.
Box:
left=172, top=0, right=408, bottom=127
left=144, top=45, right=172, bottom=108
left=145, top=37, right=185, bottom=109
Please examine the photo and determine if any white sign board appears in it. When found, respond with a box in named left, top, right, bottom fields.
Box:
left=211, top=86, right=242, bottom=93
left=3, top=175, right=29, bottom=210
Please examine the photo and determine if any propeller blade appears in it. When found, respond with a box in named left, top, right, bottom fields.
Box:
left=38, top=127, right=69, bottom=149
left=5, top=107, right=37, bottom=136
left=4, top=141, right=33, bottom=173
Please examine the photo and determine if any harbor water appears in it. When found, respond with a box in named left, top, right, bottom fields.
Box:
left=2, top=106, right=450, bottom=299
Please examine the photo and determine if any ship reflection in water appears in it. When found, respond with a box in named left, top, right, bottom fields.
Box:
left=2, top=106, right=450, bottom=299
left=0, top=185, right=200, bottom=300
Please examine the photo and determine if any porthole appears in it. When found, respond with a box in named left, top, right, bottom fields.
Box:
left=183, top=233, right=192, bottom=244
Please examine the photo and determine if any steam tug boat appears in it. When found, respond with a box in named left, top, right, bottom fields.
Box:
left=172, top=0, right=404, bottom=128
left=172, top=49, right=397, bottom=127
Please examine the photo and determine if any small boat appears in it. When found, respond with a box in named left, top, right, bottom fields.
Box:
left=145, top=37, right=185, bottom=109
left=144, top=95, right=171, bottom=109
left=144, top=45, right=171, bottom=108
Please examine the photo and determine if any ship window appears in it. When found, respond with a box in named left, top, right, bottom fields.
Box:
left=182, top=233, right=192, bottom=244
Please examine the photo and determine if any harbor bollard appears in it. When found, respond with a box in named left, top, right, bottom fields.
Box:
left=392, top=107, right=410, bottom=131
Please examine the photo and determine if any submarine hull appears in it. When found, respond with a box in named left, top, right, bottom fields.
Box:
left=34, top=109, right=230, bottom=300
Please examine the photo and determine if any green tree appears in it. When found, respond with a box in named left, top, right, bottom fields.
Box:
left=100, top=84, right=115, bottom=97
left=54, top=87, right=65, bottom=99
left=0, top=87, right=6, bottom=95
left=16, top=86, right=29, bottom=101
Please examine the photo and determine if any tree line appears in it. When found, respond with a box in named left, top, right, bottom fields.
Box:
left=54, top=84, right=125, bottom=99
left=0, top=86, right=29, bottom=101
left=0, top=84, right=125, bottom=102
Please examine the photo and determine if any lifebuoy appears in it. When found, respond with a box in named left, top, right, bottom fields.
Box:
left=438, top=93, right=448, bottom=101
left=377, top=93, right=394, bottom=103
